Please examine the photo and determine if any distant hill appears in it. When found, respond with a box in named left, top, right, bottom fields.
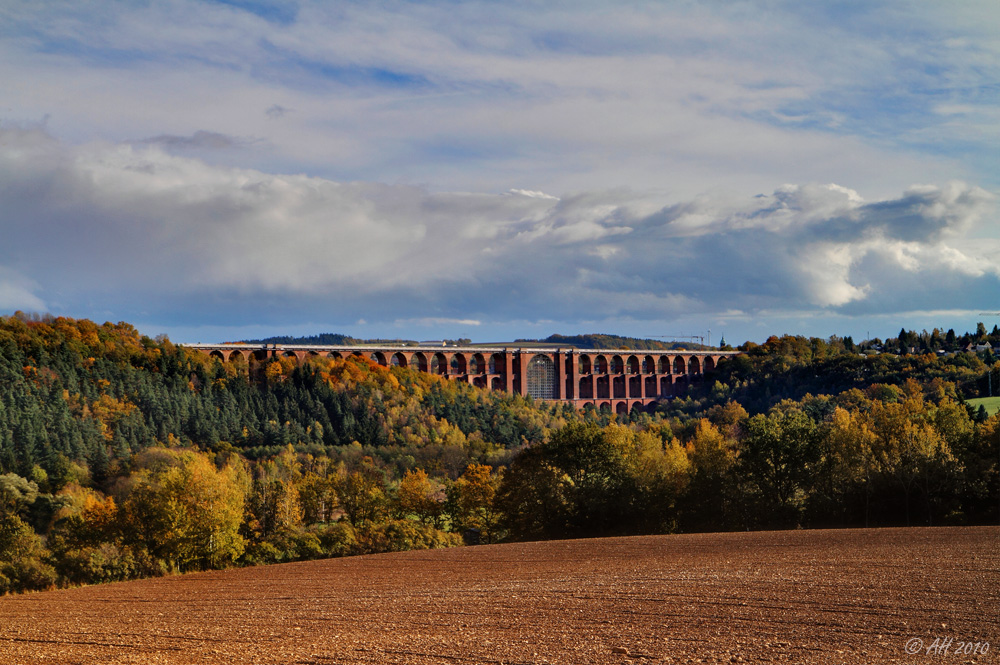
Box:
left=237, top=332, right=707, bottom=350
left=514, top=333, right=708, bottom=351
left=237, top=333, right=417, bottom=346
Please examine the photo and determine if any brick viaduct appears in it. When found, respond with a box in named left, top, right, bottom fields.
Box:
left=185, top=344, right=737, bottom=415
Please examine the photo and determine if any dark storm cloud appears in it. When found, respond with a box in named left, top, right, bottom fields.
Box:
left=265, top=105, right=291, bottom=119
left=137, top=130, right=248, bottom=150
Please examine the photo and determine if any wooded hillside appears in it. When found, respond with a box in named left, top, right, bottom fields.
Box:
left=0, top=313, right=997, bottom=595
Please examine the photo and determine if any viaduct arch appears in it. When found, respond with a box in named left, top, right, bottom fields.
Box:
left=186, top=343, right=737, bottom=411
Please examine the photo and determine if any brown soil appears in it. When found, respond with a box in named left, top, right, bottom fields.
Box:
left=0, top=527, right=996, bottom=664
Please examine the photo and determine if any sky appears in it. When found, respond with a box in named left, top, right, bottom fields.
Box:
left=1, top=0, right=999, bottom=346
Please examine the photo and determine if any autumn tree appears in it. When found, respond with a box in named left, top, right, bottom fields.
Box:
left=334, top=457, right=388, bottom=528
left=496, top=447, right=572, bottom=541
left=394, top=468, right=445, bottom=526
left=631, top=429, right=691, bottom=532
left=448, top=463, right=504, bottom=543
left=0, top=473, right=39, bottom=519
left=246, top=446, right=304, bottom=539
left=0, top=513, right=56, bottom=593
left=541, top=423, right=644, bottom=535
left=972, top=414, right=1000, bottom=523
left=499, top=422, right=691, bottom=539
left=816, top=406, right=880, bottom=526
left=739, top=408, right=820, bottom=527
left=682, top=418, right=739, bottom=530
left=119, top=448, right=247, bottom=571
left=298, top=465, right=339, bottom=525
left=44, top=484, right=141, bottom=585
left=867, top=396, right=959, bottom=525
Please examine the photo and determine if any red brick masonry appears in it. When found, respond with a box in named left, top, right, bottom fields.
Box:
left=185, top=344, right=738, bottom=413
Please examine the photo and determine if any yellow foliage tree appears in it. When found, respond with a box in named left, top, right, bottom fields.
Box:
left=120, top=448, right=247, bottom=571
left=449, top=464, right=504, bottom=543
left=395, top=468, right=445, bottom=526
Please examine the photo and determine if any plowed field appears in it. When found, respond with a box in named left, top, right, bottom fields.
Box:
left=1, top=527, right=996, bottom=664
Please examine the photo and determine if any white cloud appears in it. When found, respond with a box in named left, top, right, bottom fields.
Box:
left=396, top=318, right=481, bottom=327
left=507, top=189, right=558, bottom=200
left=795, top=243, right=870, bottom=307
left=0, top=267, right=45, bottom=312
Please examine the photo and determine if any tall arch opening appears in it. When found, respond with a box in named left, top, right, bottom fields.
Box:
left=471, top=353, right=486, bottom=374
left=391, top=353, right=407, bottom=367
left=431, top=353, right=448, bottom=375
left=595, top=355, right=608, bottom=373
left=526, top=354, right=556, bottom=400
left=411, top=353, right=428, bottom=372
